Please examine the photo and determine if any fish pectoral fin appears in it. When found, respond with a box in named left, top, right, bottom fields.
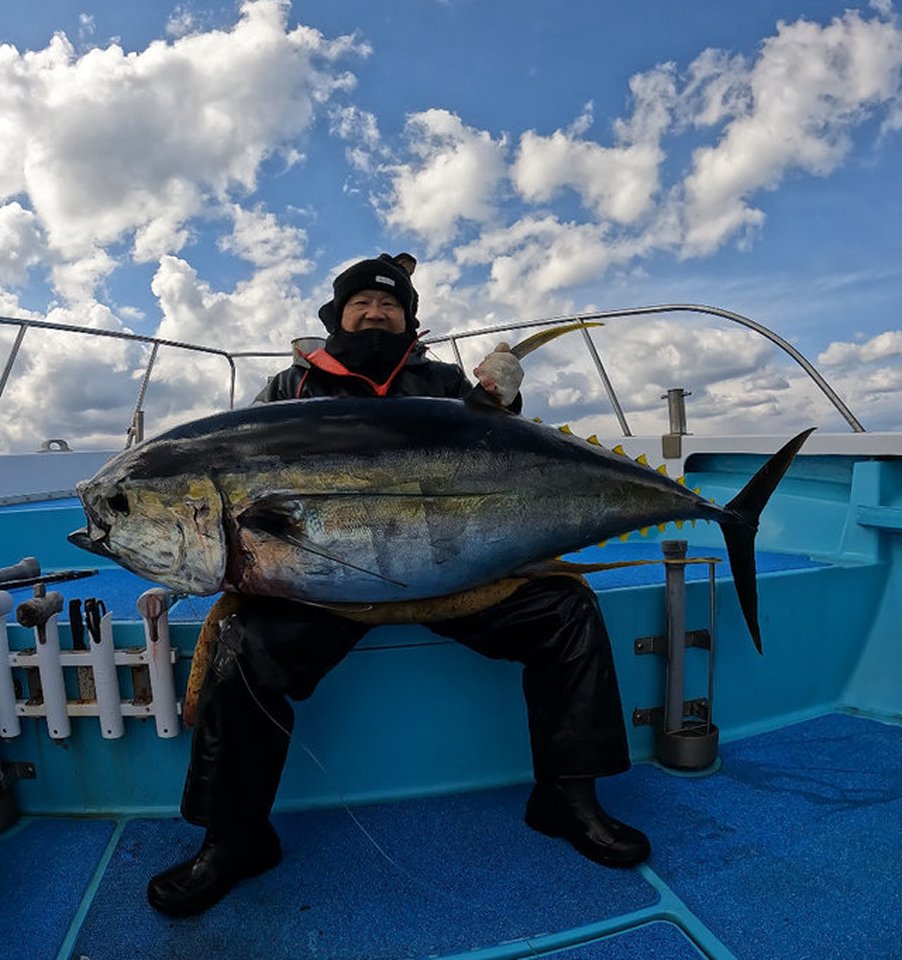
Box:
left=237, top=497, right=408, bottom=588
left=237, top=494, right=306, bottom=540
left=283, top=534, right=409, bottom=588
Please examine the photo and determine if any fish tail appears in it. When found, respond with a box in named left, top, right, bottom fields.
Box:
left=719, top=428, right=816, bottom=654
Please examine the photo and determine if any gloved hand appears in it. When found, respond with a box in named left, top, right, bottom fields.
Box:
left=473, top=342, right=523, bottom=407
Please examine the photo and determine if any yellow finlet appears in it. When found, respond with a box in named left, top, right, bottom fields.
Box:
left=532, top=417, right=543, bottom=423
left=657, top=464, right=668, bottom=475
left=677, top=476, right=687, bottom=486
left=636, top=453, right=649, bottom=466
left=612, top=445, right=626, bottom=456
left=657, top=523, right=666, bottom=533
left=618, top=532, right=630, bottom=542
left=587, top=434, right=601, bottom=446
left=639, top=527, right=650, bottom=537
left=597, top=540, right=607, bottom=548
left=559, top=424, right=573, bottom=435
left=675, top=520, right=685, bottom=529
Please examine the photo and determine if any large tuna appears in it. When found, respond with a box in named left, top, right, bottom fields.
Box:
left=69, top=390, right=812, bottom=653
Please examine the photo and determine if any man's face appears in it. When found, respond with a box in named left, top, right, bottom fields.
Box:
left=340, top=289, right=406, bottom=334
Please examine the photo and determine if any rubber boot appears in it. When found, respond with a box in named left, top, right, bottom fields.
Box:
left=147, top=822, right=282, bottom=916
left=525, top=777, right=650, bottom=868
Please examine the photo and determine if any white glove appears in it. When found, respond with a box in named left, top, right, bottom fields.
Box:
left=473, top=342, right=523, bottom=407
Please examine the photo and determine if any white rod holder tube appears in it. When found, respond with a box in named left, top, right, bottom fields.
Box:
left=0, top=592, right=20, bottom=738
left=90, top=611, right=123, bottom=739
left=137, top=589, right=179, bottom=738
left=35, top=613, right=70, bottom=740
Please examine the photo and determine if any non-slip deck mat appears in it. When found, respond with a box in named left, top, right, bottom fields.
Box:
left=73, top=783, right=658, bottom=960
left=614, top=713, right=902, bottom=960
left=0, top=817, right=115, bottom=960
left=552, top=922, right=705, bottom=958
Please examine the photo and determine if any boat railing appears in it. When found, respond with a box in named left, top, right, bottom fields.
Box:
left=0, top=305, right=865, bottom=448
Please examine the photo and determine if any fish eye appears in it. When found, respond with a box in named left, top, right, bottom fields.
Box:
left=106, top=491, right=130, bottom=515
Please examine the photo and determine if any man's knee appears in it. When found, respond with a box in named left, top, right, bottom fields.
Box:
left=495, top=577, right=607, bottom=665
left=532, top=576, right=604, bottom=625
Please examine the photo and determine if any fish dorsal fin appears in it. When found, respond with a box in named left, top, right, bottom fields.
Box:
left=510, top=321, right=603, bottom=360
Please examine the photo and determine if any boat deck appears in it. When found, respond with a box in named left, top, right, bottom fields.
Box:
left=4, top=710, right=899, bottom=960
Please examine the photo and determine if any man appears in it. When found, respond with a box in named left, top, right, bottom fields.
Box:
left=147, top=254, right=650, bottom=918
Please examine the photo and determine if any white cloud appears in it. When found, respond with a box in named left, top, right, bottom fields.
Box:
left=329, top=104, right=386, bottom=172
left=0, top=202, right=45, bottom=286
left=380, top=109, right=509, bottom=248
left=680, top=11, right=902, bottom=255
left=50, top=247, right=118, bottom=304
left=218, top=204, right=312, bottom=274
left=819, top=329, right=902, bottom=365
left=329, top=104, right=382, bottom=148
left=77, top=14, right=96, bottom=43
left=0, top=300, right=141, bottom=451
left=0, top=0, right=367, bottom=294
left=151, top=254, right=299, bottom=350
left=166, top=6, right=198, bottom=38
left=512, top=67, right=675, bottom=225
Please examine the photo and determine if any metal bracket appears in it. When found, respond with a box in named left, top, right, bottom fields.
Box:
left=634, top=629, right=711, bottom=656
left=0, top=761, right=36, bottom=789
left=632, top=697, right=710, bottom=728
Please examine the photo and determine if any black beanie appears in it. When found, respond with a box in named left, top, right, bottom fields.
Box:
left=318, top=257, right=418, bottom=333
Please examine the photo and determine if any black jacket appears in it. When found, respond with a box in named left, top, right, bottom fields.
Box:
left=256, top=340, right=522, bottom=411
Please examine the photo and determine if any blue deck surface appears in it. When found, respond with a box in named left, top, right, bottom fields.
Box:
left=72, top=787, right=659, bottom=960
left=0, top=817, right=115, bottom=960
left=1, top=712, right=882, bottom=960
left=618, top=712, right=902, bottom=960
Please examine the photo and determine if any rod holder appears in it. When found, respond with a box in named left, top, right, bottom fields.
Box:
left=633, top=541, right=719, bottom=771
left=0, top=592, right=19, bottom=739
left=137, top=589, right=180, bottom=738
left=2, top=588, right=182, bottom=740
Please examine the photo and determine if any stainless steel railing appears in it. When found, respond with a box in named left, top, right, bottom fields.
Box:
left=0, top=304, right=865, bottom=447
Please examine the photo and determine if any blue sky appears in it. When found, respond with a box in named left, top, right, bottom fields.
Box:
left=0, top=0, right=900, bottom=449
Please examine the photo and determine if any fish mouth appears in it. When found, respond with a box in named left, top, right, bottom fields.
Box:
left=68, top=526, right=114, bottom=558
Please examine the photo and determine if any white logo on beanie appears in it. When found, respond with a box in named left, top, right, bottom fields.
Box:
left=374, top=275, right=396, bottom=287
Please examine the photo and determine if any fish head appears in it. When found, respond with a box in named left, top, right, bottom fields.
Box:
left=69, top=468, right=227, bottom=594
